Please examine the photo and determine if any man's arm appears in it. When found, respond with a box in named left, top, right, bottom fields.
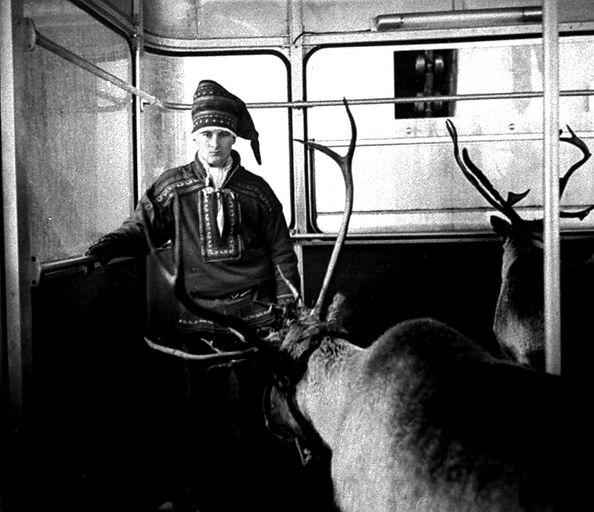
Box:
left=263, top=205, right=300, bottom=304
left=86, top=190, right=170, bottom=264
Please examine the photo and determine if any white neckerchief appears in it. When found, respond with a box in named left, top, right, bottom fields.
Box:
left=199, top=154, right=233, bottom=189
left=198, top=155, right=233, bottom=236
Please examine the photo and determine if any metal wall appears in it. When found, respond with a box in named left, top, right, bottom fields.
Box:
left=139, top=0, right=594, bottom=40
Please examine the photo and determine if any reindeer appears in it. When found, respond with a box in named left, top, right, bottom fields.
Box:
left=446, top=120, right=594, bottom=373
left=143, top=102, right=594, bottom=512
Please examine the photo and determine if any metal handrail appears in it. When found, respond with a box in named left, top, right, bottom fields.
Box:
left=374, top=7, right=542, bottom=31
left=25, top=18, right=166, bottom=109
left=25, top=17, right=593, bottom=113
left=40, top=254, right=98, bottom=275
left=160, top=89, right=594, bottom=110
left=37, top=254, right=137, bottom=283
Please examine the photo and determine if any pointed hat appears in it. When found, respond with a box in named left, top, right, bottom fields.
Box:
left=191, top=79, right=261, bottom=165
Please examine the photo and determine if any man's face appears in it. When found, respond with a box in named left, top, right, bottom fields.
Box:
left=195, top=129, right=236, bottom=167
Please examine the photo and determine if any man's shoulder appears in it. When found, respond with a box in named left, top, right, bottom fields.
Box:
left=151, top=161, right=203, bottom=207
left=236, top=167, right=270, bottom=187
left=234, top=167, right=280, bottom=212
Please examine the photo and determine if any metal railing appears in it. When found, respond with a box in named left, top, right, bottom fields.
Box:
left=26, top=17, right=594, bottom=113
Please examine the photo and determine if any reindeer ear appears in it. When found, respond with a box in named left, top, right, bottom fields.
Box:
left=490, top=215, right=512, bottom=237
left=326, top=293, right=352, bottom=333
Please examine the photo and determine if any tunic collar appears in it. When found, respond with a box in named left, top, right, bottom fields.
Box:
left=193, top=150, right=241, bottom=189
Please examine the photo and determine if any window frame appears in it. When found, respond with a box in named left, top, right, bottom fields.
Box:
left=303, top=33, right=594, bottom=237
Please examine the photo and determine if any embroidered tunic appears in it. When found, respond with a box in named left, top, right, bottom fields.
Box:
left=112, top=150, right=299, bottom=303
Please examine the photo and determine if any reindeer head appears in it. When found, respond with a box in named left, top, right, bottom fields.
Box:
left=446, top=120, right=593, bottom=248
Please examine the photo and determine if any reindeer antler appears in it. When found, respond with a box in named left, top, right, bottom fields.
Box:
left=446, top=120, right=594, bottom=225
left=141, top=194, right=261, bottom=362
left=445, top=119, right=529, bottom=227
left=558, top=125, right=594, bottom=220
left=559, top=125, right=591, bottom=195
left=295, top=98, right=356, bottom=320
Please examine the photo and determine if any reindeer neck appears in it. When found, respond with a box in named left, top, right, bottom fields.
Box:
left=501, top=235, right=542, bottom=279
left=294, top=337, right=362, bottom=448
left=496, top=235, right=545, bottom=367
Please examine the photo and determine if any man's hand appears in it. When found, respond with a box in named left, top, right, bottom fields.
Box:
left=274, top=295, right=302, bottom=325
left=86, top=234, right=126, bottom=265
left=276, top=295, right=298, bottom=307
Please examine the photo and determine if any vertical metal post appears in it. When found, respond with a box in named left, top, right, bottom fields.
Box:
left=542, top=0, right=561, bottom=375
left=132, top=0, right=143, bottom=206
left=1, top=0, right=24, bottom=421
left=288, top=0, right=307, bottom=296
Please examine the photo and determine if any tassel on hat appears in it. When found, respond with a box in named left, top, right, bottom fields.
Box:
left=192, top=79, right=262, bottom=165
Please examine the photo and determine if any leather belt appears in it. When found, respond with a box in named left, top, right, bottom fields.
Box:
left=190, top=286, right=256, bottom=301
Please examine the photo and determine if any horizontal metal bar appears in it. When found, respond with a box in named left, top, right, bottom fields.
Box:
left=374, top=7, right=542, bottom=31
left=293, top=232, right=497, bottom=243
left=291, top=229, right=594, bottom=243
left=162, top=88, right=594, bottom=111
left=314, top=131, right=594, bottom=147
left=39, top=254, right=137, bottom=280
left=39, top=252, right=148, bottom=281
left=39, top=254, right=98, bottom=276
left=314, top=202, right=592, bottom=217
left=139, top=21, right=594, bottom=52
left=143, top=31, right=288, bottom=52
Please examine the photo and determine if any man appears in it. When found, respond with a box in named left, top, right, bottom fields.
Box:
left=87, top=78, right=299, bottom=330
left=87, top=80, right=301, bottom=512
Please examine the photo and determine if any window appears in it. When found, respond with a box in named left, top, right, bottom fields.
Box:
left=306, top=36, right=594, bottom=234
left=22, top=0, right=133, bottom=261
left=141, top=53, right=292, bottom=224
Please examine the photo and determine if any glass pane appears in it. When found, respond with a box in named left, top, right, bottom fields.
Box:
left=144, top=0, right=288, bottom=40
left=22, top=0, right=133, bottom=261
left=306, top=36, right=594, bottom=233
left=141, top=53, right=292, bottom=223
